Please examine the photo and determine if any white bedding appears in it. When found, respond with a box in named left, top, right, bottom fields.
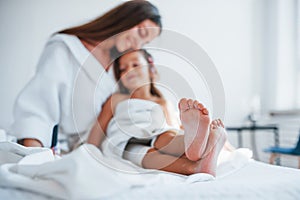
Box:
left=1, top=160, right=299, bottom=200
left=111, top=161, right=300, bottom=200
left=0, top=140, right=300, bottom=199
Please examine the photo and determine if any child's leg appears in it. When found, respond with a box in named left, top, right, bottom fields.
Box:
left=154, top=120, right=229, bottom=161
left=201, top=119, right=226, bottom=157
left=142, top=148, right=199, bottom=175
left=153, top=99, right=212, bottom=159
left=144, top=120, right=227, bottom=176
left=178, top=98, right=211, bottom=161
left=213, top=119, right=235, bottom=152
left=194, top=121, right=227, bottom=176
left=153, top=131, right=185, bottom=157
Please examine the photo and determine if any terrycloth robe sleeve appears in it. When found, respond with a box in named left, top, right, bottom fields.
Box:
left=10, top=41, right=74, bottom=147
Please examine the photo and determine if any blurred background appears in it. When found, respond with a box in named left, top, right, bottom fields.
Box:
left=0, top=0, right=299, bottom=167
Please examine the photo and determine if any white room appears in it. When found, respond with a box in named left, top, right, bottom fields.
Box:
left=1, top=0, right=299, bottom=165
left=0, top=0, right=300, bottom=199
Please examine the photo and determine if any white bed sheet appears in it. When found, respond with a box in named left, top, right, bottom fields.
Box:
left=1, top=160, right=299, bottom=200
left=109, top=161, right=300, bottom=200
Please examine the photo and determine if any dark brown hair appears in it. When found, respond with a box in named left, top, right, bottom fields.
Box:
left=113, top=49, right=163, bottom=98
left=59, top=0, right=162, bottom=45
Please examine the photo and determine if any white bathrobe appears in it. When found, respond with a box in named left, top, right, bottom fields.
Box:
left=10, top=34, right=115, bottom=149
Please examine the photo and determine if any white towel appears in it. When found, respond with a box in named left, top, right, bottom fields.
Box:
left=102, top=99, right=179, bottom=158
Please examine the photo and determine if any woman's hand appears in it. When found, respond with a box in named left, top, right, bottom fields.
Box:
left=20, top=138, right=43, bottom=147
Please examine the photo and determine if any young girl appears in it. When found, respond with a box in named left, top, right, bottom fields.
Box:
left=88, top=49, right=227, bottom=176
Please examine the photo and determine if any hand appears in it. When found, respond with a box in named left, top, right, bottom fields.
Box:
left=20, top=138, right=43, bottom=147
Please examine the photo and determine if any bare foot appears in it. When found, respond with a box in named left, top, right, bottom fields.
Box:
left=179, top=98, right=210, bottom=161
left=193, top=122, right=227, bottom=176
left=202, top=119, right=225, bottom=158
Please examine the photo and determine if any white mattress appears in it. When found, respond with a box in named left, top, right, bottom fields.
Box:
left=1, top=160, right=299, bottom=200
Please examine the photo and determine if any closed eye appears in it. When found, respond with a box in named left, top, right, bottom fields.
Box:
left=119, top=66, right=126, bottom=73
left=133, top=63, right=140, bottom=67
left=138, top=28, right=148, bottom=38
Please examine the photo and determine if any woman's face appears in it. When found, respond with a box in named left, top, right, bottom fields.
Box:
left=115, top=19, right=160, bottom=52
left=119, top=51, right=151, bottom=92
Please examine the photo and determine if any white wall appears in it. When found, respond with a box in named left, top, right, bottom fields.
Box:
left=150, top=0, right=255, bottom=125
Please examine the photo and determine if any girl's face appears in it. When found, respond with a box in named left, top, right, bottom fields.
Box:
left=115, top=19, right=160, bottom=52
left=119, top=51, right=151, bottom=92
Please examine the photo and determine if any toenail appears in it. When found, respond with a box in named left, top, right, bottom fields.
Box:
left=202, top=109, right=208, bottom=115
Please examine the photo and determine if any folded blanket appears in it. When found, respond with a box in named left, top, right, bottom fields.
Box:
left=0, top=142, right=215, bottom=199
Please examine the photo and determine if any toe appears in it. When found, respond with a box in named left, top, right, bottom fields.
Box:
left=215, top=119, right=221, bottom=127
left=193, top=100, right=199, bottom=109
left=202, top=108, right=209, bottom=115
left=212, top=120, right=218, bottom=126
left=187, top=99, right=193, bottom=109
left=218, top=119, right=224, bottom=128
left=196, top=102, right=204, bottom=110
left=210, top=123, right=216, bottom=130
left=178, top=98, right=189, bottom=111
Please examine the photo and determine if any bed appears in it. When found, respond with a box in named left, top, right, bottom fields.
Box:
left=1, top=160, right=300, bottom=200
left=0, top=140, right=300, bottom=200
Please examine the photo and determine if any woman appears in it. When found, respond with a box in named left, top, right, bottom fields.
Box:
left=10, top=0, right=162, bottom=151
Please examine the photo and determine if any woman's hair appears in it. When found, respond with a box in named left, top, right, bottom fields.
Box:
left=59, top=0, right=162, bottom=45
left=113, top=49, right=163, bottom=98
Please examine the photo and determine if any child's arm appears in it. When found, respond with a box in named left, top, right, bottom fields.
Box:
left=87, top=93, right=127, bottom=147
left=87, top=96, right=114, bottom=147
left=162, top=100, right=181, bottom=128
